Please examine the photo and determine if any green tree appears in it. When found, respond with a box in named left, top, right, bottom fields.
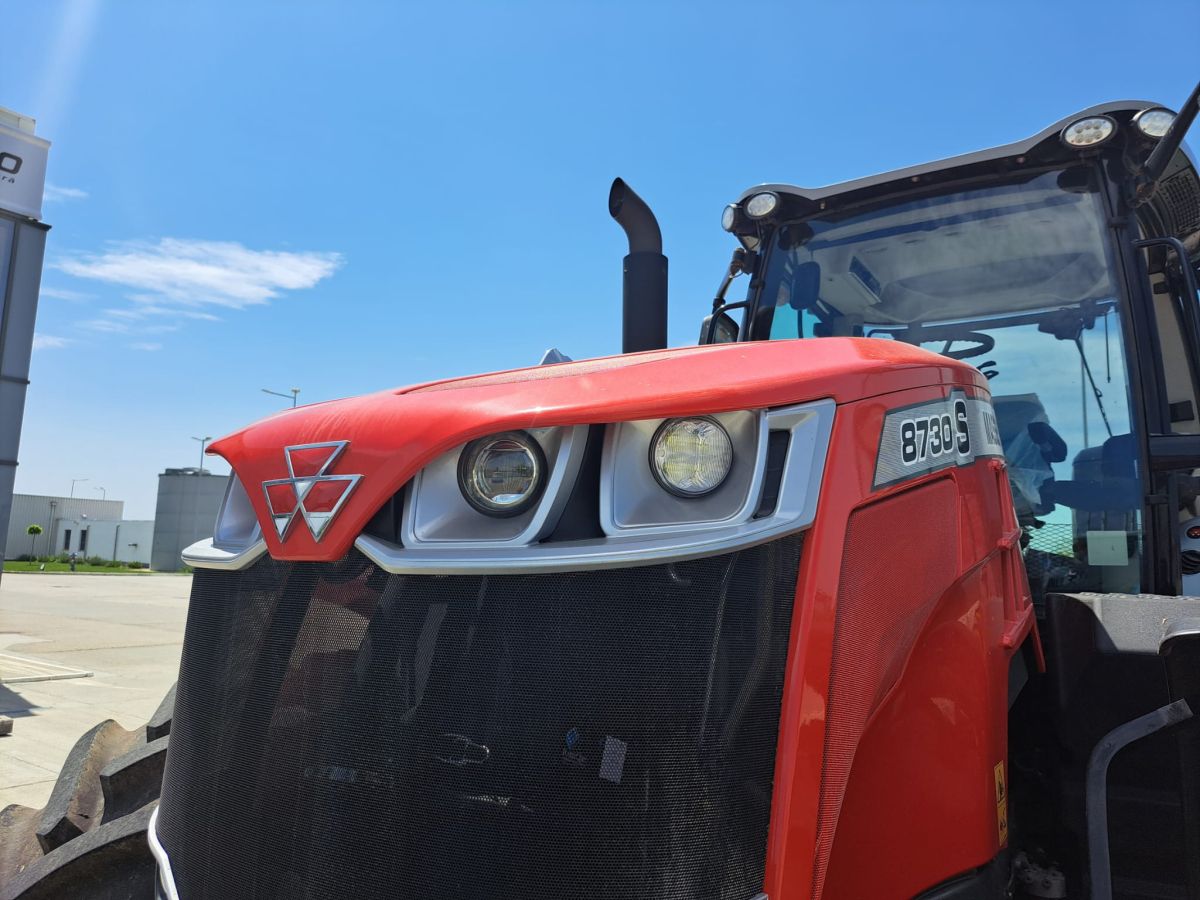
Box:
left=25, top=523, right=43, bottom=558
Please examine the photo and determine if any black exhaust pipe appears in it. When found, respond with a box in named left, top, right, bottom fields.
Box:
left=609, top=178, right=668, bottom=353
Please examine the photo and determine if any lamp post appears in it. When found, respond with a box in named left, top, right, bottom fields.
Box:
left=262, top=387, right=300, bottom=408
left=69, top=477, right=88, bottom=498
left=191, top=436, right=212, bottom=473
left=93, top=486, right=106, bottom=501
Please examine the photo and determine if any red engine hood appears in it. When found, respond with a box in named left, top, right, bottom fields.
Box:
left=210, top=338, right=984, bottom=562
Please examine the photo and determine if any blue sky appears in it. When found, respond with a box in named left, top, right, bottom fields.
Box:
left=3, top=0, right=1198, bottom=517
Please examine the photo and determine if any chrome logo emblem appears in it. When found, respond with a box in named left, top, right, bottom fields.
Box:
left=262, top=442, right=361, bottom=541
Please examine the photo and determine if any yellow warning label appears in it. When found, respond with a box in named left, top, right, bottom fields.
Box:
left=994, top=761, right=1008, bottom=845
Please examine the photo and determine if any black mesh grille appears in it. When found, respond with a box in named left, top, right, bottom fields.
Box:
left=1161, top=169, right=1200, bottom=236
left=158, top=538, right=802, bottom=900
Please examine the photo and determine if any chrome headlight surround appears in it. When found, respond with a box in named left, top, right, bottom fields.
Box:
left=597, top=401, right=833, bottom=541
left=402, top=425, right=588, bottom=548
left=356, top=399, right=834, bottom=574
left=602, top=409, right=760, bottom=535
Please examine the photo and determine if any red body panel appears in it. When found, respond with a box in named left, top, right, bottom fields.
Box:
left=209, top=339, right=980, bottom=562
left=765, top=386, right=1032, bottom=899
left=209, top=337, right=1034, bottom=898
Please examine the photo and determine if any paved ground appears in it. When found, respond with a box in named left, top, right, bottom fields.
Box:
left=0, top=573, right=189, bottom=810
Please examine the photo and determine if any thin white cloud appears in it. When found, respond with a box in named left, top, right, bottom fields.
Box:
left=79, top=318, right=129, bottom=333
left=128, top=342, right=162, bottom=352
left=78, top=318, right=177, bottom=337
left=43, top=183, right=88, bottom=203
left=104, top=304, right=220, bottom=322
left=40, top=286, right=92, bottom=301
left=56, top=238, right=344, bottom=309
left=32, top=334, right=72, bottom=350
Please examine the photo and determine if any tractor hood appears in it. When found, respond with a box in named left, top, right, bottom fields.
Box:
left=209, top=338, right=982, bottom=562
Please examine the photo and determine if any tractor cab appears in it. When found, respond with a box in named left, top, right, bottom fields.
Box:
left=710, top=92, right=1200, bottom=897
left=715, top=96, right=1200, bottom=607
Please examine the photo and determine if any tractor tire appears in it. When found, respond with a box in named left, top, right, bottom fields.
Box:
left=0, top=683, right=174, bottom=899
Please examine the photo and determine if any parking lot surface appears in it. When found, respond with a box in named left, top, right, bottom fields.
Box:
left=0, top=572, right=189, bottom=810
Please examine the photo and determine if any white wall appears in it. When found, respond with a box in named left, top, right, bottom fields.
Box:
left=51, top=519, right=154, bottom=565
left=50, top=519, right=154, bottom=565
left=4, top=494, right=125, bottom=559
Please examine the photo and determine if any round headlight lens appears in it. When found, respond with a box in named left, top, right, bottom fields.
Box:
left=1134, top=108, right=1175, bottom=139
left=721, top=203, right=738, bottom=231
left=1061, top=116, right=1116, bottom=148
left=650, top=417, right=734, bottom=497
left=458, top=431, right=547, bottom=517
left=745, top=191, right=779, bottom=219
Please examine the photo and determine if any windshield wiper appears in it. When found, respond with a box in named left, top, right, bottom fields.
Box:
left=1075, top=334, right=1113, bottom=439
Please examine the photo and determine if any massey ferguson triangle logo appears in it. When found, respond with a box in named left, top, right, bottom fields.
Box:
left=262, top=442, right=361, bottom=542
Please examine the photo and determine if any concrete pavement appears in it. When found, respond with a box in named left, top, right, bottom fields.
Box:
left=0, top=573, right=189, bottom=810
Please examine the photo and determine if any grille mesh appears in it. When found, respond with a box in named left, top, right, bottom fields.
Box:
left=1161, top=170, right=1200, bottom=237
left=157, top=539, right=801, bottom=900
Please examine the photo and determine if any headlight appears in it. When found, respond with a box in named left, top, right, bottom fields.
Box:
left=745, top=191, right=779, bottom=219
left=650, top=417, right=734, bottom=497
left=458, top=431, right=547, bottom=517
left=721, top=203, right=738, bottom=231
left=1061, top=116, right=1116, bottom=148
left=1134, top=108, right=1175, bottom=139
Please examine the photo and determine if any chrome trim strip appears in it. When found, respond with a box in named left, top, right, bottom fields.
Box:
left=147, top=806, right=182, bottom=900
left=181, top=536, right=268, bottom=571
left=359, top=518, right=802, bottom=574
left=356, top=400, right=834, bottom=574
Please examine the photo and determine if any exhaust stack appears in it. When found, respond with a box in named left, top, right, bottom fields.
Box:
left=609, top=178, right=668, bottom=353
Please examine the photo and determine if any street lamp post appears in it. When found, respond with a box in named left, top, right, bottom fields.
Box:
left=94, top=486, right=106, bottom=501
left=192, top=435, right=212, bottom=473
left=262, top=387, right=300, bottom=408
left=69, top=477, right=88, bottom=498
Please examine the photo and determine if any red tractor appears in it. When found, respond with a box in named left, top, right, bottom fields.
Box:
left=4, top=84, right=1200, bottom=900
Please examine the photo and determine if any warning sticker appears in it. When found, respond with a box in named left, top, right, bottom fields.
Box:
left=994, top=761, right=1008, bottom=845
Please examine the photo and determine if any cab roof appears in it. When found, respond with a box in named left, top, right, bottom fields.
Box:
left=737, top=101, right=1174, bottom=211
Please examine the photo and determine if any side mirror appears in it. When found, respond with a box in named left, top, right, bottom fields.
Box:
left=699, top=311, right=739, bottom=345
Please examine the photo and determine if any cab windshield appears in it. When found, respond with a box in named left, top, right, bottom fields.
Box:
left=755, top=167, right=1142, bottom=599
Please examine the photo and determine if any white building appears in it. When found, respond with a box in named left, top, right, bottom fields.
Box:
left=3, top=494, right=154, bottom=565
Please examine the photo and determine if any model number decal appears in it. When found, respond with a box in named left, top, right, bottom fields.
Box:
left=874, top=392, right=1004, bottom=489
left=900, top=401, right=970, bottom=465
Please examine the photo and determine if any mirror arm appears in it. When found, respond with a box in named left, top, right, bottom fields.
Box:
left=702, top=300, right=751, bottom=344
left=711, top=248, right=755, bottom=311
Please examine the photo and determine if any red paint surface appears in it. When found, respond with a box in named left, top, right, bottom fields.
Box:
left=210, top=338, right=984, bottom=562
left=764, top=384, right=1032, bottom=899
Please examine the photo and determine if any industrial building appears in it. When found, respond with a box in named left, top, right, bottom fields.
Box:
left=2, top=494, right=154, bottom=565
left=150, top=468, right=228, bottom=572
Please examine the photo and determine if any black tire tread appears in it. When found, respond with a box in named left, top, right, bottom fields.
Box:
left=0, top=684, right=175, bottom=897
